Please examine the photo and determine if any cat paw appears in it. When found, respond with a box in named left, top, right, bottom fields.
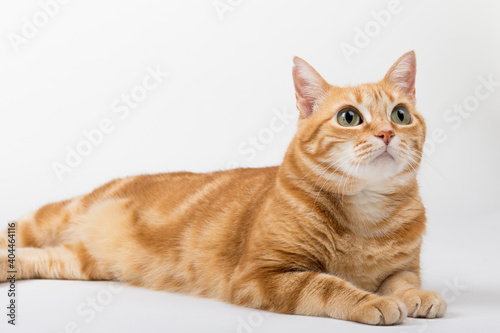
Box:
left=353, top=296, right=407, bottom=325
left=399, top=289, right=446, bottom=318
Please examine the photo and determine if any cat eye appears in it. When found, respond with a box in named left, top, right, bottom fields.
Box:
left=337, top=108, right=363, bottom=127
left=391, top=105, right=412, bottom=125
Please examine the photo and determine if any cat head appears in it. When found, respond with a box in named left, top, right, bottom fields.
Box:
left=290, top=51, right=425, bottom=190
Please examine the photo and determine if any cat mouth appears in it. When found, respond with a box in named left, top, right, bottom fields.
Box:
left=372, top=150, right=395, bottom=162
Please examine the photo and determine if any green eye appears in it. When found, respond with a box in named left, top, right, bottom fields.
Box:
left=337, top=108, right=363, bottom=127
left=391, top=105, right=411, bottom=125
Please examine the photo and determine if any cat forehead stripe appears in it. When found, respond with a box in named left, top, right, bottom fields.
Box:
left=349, top=93, right=372, bottom=122
left=379, top=88, right=395, bottom=104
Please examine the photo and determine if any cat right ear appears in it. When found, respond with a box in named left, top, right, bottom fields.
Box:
left=292, top=57, right=330, bottom=119
left=383, top=51, right=417, bottom=99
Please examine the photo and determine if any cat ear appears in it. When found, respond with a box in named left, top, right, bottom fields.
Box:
left=383, top=51, right=416, bottom=99
left=292, top=57, right=330, bottom=118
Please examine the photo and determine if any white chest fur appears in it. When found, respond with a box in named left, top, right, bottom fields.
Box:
left=347, top=188, right=391, bottom=225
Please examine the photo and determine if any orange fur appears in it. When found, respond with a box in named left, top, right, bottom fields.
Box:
left=0, top=51, right=446, bottom=325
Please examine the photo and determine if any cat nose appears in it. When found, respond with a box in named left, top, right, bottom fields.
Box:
left=375, top=129, right=395, bottom=145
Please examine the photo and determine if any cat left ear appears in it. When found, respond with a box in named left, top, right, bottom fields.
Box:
left=383, top=51, right=416, bottom=99
left=292, top=57, right=330, bottom=118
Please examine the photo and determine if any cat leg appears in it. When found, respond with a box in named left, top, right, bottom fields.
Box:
left=231, top=271, right=407, bottom=325
left=0, top=217, right=44, bottom=249
left=377, top=271, right=446, bottom=318
left=0, top=199, right=81, bottom=249
left=0, top=243, right=113, bottom=282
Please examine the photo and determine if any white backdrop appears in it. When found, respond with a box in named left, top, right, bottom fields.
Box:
left=1, top=1, right=499, bottom=332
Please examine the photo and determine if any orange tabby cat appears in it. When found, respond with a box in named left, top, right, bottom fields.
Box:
left=0, top=51, right=446, bottom=325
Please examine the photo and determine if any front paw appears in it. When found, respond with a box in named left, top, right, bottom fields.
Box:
left=352, top=296, right=407, bottom=325
left=399, top=289, right=446, bottom=318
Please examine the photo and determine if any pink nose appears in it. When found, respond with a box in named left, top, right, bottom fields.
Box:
left=375, top=129, right=395, bottom=145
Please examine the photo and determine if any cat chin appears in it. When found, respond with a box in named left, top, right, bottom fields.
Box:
left=356, top=157, right=401, bottom=182
left=372, top=151, right=395, bottom=163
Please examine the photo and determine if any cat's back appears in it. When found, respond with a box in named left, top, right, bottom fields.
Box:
left=82, top=166, right=278, bottom=210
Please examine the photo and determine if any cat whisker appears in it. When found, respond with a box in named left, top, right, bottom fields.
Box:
left=339, top=156, right=361, bottom=206
left=295, top=152, right=351, bottom=186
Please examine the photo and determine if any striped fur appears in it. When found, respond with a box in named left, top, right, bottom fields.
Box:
left=0, top=51, right=445, bottom=325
